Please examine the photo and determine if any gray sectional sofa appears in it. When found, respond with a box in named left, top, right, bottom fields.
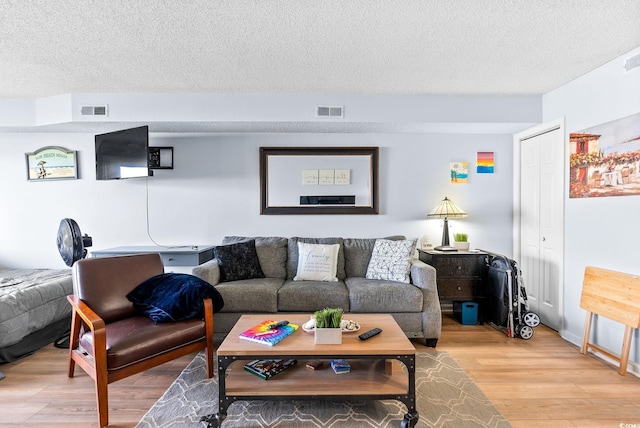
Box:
left=192, top=236, right=441, bottom=346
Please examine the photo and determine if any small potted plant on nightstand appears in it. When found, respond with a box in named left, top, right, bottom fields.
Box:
left=314, top=308, right=343, bottom=344
left=454, top=233, right=470, bottom=251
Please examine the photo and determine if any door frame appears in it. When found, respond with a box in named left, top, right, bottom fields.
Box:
left=512, top=118, right=565, bottom=330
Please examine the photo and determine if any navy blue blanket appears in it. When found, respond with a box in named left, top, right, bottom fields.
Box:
left=126, top=273, right=224, bottom=324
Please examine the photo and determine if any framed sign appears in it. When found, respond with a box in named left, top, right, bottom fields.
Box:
left=260, top=146, right=379, bottom=215
left=26, top=146, right=78, bottom=181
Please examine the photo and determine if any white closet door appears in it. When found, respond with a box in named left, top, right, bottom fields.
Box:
left=517, top=124, right=564, bottom=331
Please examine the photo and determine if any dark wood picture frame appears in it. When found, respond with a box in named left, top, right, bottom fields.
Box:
left=260, top=146, right=379, bottom=215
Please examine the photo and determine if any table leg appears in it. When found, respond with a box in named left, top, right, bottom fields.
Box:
left=397, top=354, right=419, bottom=426
left=401, top=412, right=419, bottom=427
left=200, top=413, right=225, bottom=428
left=200, top=355, right=234, bottom=427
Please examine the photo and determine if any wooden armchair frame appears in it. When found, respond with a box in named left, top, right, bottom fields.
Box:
left=67, top=295, right=215, bottom=427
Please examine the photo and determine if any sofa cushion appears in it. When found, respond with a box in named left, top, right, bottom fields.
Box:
left=345, top=277, right=423, bottom=312
left=215, top=239, right=265, bottom=282
left=278, top=279, right=350, bottom=312
left=222, top=236, right=288, bottom=279
left=294, top=242, right=340, bottom=282
left=343, top=238, right=376, bottom=278
left=215, top=277, right=283, bottom=313
left=79, top=315, right=206, bottom=371
left=366, top=239, right=417, bottom=283
left=287, top=237, right=346, bottom=280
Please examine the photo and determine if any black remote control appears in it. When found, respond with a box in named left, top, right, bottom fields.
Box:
left=358, top=328, right=382, bottom=340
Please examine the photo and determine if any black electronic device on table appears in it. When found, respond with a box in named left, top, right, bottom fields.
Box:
left=358, top=328, right=382, bottom=340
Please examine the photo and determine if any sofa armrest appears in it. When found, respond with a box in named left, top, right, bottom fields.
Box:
left=410, top=260, right=438, bottom=296
left=410, top=259, right=442, bottom=342
left=192, top=259, right=221, bottom=286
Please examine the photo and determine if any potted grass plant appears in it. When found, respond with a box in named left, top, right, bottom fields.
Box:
left=454, top=233, right=470, bottom=251
left=314, top=308, right=343, bottom=344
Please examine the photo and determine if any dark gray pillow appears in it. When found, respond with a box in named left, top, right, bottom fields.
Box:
left=222, top=236, right=288, bottom=279
left=215, top=239, right=265, bottom=282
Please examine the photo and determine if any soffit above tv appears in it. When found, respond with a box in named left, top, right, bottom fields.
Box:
left=0, top=121, right=538, bottom=135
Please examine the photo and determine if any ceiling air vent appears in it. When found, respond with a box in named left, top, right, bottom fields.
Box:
left=81, top=105, right=108, bottom=116
left=316, top=106, right=344, bottom=118
left=624, top=53, right=640, bottom=72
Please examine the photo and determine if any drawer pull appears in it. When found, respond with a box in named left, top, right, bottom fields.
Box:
left=168, top=258, right=174, bottom=261
left=457, top=286, right=461, bottom=291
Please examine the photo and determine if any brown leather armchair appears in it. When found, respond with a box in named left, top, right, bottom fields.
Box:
left=67, top=253, right=215, bottom=427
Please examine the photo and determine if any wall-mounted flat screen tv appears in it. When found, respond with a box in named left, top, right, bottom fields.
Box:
left=95, top=126, right=150, bottom=180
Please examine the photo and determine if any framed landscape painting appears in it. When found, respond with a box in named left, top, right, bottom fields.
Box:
left=569, top=112, right=640, bottom=198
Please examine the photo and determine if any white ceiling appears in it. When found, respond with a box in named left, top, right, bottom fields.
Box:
left=1, top=0, right=639, bottom=99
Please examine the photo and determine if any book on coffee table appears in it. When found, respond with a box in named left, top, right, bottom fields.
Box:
left=244, top=359, right=297, bottom=380
left=330, top=359, right=351, bottom=374
left=238, top=320, right=299, bottom=346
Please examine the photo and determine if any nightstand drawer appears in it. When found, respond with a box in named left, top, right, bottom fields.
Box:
left=435, top=257, right=484, bottom=277
left=159, top=252, right=207, bottom=266
left=437, top=278, right=483, bottom=299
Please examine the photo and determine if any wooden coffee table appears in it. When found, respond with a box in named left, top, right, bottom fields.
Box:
left=200, top=313, right=418, bottom=427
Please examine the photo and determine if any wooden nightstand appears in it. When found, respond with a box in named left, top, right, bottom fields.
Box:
left=417, top=249, right=488, bottom=312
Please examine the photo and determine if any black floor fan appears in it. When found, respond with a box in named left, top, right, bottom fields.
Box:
left=54, top=218, right=93, bottom=348
left=56, top=218, right=92, bottom=267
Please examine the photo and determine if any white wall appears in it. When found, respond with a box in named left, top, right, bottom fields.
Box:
left=0, top=131, right=514, bottom=269
left=543, top=46, right=640, bottom=365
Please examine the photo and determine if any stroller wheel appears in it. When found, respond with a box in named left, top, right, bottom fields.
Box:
left=517, top=325, right=534, bottom=340
left=523, top=312, right=540, bottom=327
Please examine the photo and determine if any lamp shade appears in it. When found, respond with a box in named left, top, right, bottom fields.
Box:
left=427, top=197, right=467, bottom=250
left=426, top=197, right=468, bottom=219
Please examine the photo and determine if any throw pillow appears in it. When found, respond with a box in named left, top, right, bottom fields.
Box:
left=215, top=239, right=265, bottom=282
left=293, top=242, right=340, bottom=282
left=222, top=236, right=288, bottom=279
left=365, top=239, right=417, bottom=283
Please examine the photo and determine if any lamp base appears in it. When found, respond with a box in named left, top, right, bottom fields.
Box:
left=434, top=245, right=458, bottom=252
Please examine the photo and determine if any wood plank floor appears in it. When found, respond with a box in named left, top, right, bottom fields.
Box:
left=1, top=314, right=639, bottom=427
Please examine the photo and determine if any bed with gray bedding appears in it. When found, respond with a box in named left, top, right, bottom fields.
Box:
left=0, top=268, right=72, bottom=363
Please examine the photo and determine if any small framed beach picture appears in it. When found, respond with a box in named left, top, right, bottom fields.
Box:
left=26, top=146, right=78, bottom=181
left=450, top=161, right=468, bottom=184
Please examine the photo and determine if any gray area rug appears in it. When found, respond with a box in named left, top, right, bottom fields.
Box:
left=137, top=351, right=510, bottom=428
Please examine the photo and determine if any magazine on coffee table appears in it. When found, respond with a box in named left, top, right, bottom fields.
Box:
left=238, top=320, right=299, bottom=346
left=244, top=359, right=297, bottom=380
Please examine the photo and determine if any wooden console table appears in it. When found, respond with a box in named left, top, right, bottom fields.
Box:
left=91, top=245, right=215, bottom=266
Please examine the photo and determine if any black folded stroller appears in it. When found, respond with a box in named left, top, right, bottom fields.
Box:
left=482, top=252, right=540, bottom=339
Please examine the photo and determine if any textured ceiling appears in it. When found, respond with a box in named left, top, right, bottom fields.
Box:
left=1, top=0, right=639, bottom=99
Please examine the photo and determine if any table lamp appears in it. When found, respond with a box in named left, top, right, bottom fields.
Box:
left=427, top=197, right=468, bottom=251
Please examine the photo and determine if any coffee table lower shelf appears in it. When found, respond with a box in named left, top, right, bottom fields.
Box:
left=200, top=354, right=418, bottom=427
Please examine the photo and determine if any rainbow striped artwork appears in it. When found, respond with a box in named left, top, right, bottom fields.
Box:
left=477, top=151, right=494, bottom=174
